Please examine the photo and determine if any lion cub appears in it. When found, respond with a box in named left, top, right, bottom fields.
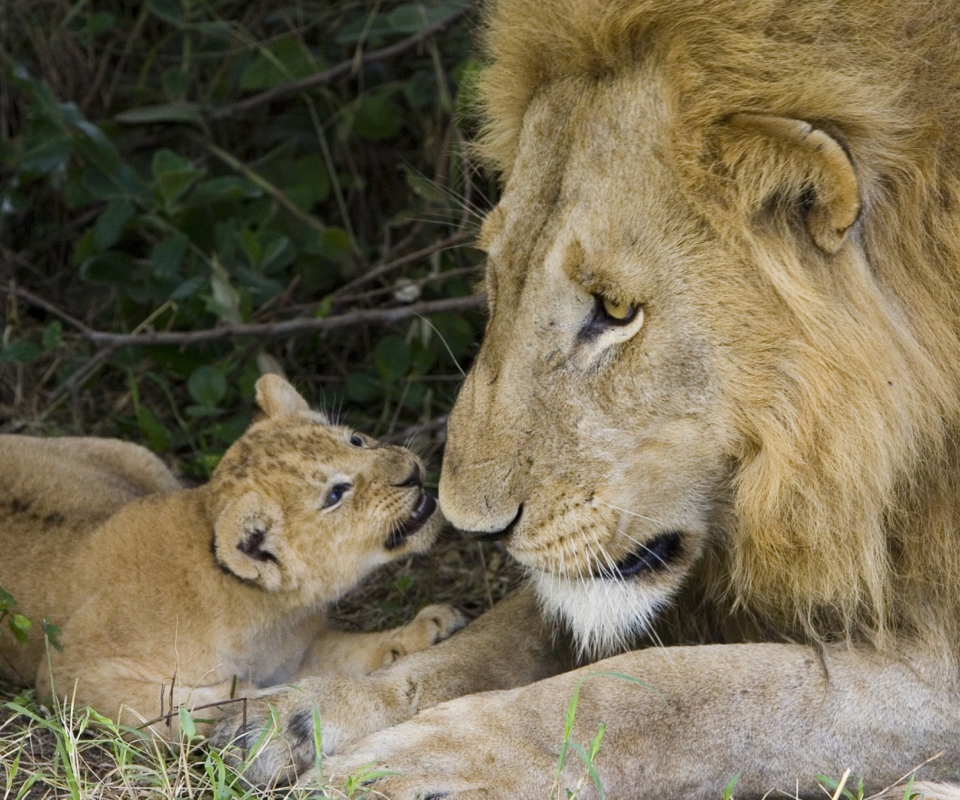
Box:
left=0, top=375, right=462, bottom=738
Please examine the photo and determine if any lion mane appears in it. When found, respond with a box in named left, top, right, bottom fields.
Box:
left=474, top=0, right=960, bottom=650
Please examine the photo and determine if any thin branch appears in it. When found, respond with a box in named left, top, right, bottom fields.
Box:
left=331, top=230, right=475, bottom=298
left=208, top=7, right=469, bottom=120
left=5, top=285, right=94, bottom=335
left=44, top=346, right=117, bottom=407
left=1, top=286, right=483, bottom=347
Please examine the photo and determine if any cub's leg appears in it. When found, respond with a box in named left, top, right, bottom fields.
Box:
left=297, top=604, right=466, bottom=677
left=36, top=655, right=251, bottom=741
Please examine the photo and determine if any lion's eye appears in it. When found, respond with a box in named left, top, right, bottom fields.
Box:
left=581, top=294, right=645, bottom=343
left=597, top=295, right=640, bottom=325
left=322, top=483, right=351, bottom=509
left=349, top=434, right=364, bottom=447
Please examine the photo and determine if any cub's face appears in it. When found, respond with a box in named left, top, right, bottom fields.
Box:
left=211, top=377, right=440, bottom=605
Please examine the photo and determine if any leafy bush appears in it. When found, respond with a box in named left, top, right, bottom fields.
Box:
left=0, top=0, right=487, bottom=477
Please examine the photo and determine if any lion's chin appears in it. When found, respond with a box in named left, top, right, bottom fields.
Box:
left=529, top=570, right=673, bottom=662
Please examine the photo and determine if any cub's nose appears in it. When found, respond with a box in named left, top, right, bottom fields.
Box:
left=395, top=463, right=422, bottom=488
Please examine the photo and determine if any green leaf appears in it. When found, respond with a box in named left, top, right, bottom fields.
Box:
left=136, top=406, right=171, bottom=452
left=375, top=335, right=411, bottom=384
left=151, top=149, right=204, bottom=208
left=402, top=166, right=450, bottom=205
left=314, top=295, right=334, bottom=319
left=239, top=38, right=321, bottom=90
left=161, top=67, right=189, bottom=100
left=569, top=742, right=605, bottom=800
left=151, top=233, right=190, bottom=278
left=399, top=381, right=426, bottom=409
left=0, top=587, right=15, bottom=611
left=345, top=373, right=383, bottom=403
left=169, top=274, right=205, bottom=301
left=93, top=197, right=135, bottom=250
left=0, top=339, right=42, bottom=363
left=429, top=312, right=475, bottom=364
left=281, top=154, right=331, bottom=209
left=41, top=321, right=63, bottom=351
left=80, top=250, right=137, bottom=284
left=316, top=227, right=352, bottom=265
left=335, top=16, right=394, bottom=45
left=188, top=365, right=227, bottom=408
left=188, top=176, right=262, bottom=205
left=723, top=771, right=742, bottom=800
left=83, top=12, right=116, bottom=37
left=208, top=261, right=243, bottom=323
left=387, top=3, right=462, bottom=34
left=178, top=706, right=197, bottom=739
left=21, top=135, right=73, bottom=175
left=410, top=340, right=437, bottom=374
left=115, top=103, right=203, bottom=126
left=42, top=620, right=63, bottom=652
left=9, top=614, right=32, bottom=645
left=260, top=236, right=295, bottom=273
left=239, top=229, right=262, bottom=267
left=148, top=0, right=182, bottom=23
left=348, top=91, right=402, bottom=141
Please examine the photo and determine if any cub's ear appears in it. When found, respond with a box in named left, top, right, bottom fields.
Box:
left=255, top=374, right=320, bottom=420
left=213, top=491, right=285, bottom=591
left=719, top=113, right=861, bottom=254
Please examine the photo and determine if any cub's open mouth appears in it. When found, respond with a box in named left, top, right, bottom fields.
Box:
left=386, top=491, right=437, bottom=549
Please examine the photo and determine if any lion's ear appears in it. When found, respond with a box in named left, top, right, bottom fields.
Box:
left=255, top=374, right=319, bottom=419
left=213, top=491, right=285, bottom=591
left=721, top=113, right=861, bottom=254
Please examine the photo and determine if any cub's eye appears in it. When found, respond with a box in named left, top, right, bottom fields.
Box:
left=597, top=295, right=640, bottom=325
left=349, top=434, right=364, bottom=447
left=322, top=483, right=351, bottom=509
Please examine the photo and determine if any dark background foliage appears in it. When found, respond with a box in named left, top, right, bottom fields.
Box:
left=0, top=0, right=491, bottom=480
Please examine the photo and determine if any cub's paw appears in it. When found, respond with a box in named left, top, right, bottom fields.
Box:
left=379, top=604, right=466, bottom=667
left=415, top=603, right=468, bottom=643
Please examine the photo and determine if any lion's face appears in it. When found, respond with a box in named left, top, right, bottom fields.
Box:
left=441, top=76, right=787, bottom=656
left=212, top=377, right=440, bottom=604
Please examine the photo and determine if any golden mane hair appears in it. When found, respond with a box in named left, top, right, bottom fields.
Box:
left=474, top=0, right=960, bottom=650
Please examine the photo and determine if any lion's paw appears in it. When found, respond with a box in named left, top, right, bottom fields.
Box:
left=211, top=675, right=415, bottom=786
left=301, top=688, right=556, bottom=800
left=210, top=686, right=316, bottom=786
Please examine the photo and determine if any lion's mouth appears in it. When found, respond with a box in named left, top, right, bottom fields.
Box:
left=386, top=491, right=437, bottom=549
left=595, top=530, right=684, bottom=579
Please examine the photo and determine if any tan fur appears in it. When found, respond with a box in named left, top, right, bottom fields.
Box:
left=0, top=375, right=461, bottom=738
left=211, top=2, right=960, bottom=796
left=462, top=0, right=960, bottom=652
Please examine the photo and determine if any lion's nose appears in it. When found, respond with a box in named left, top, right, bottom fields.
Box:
left=458, top=503, right=523, bottom=542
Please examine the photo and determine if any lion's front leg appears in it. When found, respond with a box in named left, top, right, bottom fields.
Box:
left=211, top=589, right=562, bottom=785
left=312, top=643, right=960, bottom=800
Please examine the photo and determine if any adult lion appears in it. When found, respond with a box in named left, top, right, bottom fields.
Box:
left=214, top=0, right=960, bottom=795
